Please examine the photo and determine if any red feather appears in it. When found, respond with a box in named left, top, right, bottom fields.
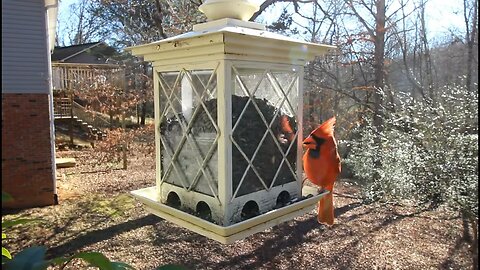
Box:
left=303, top=117, right=341, bottom=225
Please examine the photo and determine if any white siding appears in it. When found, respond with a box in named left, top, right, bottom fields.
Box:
left=1, top=0, right=50, bottom=94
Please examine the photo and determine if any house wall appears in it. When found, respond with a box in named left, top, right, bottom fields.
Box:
left=2, top=0, right=57, bottom=208
left=2, top=0, right=51, bottom=94
left=2, top=94, right=56, bottom=207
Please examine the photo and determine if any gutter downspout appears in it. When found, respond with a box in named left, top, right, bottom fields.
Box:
left=45, top=0, right=59, bottom=204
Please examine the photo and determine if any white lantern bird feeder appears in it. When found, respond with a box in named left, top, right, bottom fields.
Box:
left=128, top=0, right=335, bottom=244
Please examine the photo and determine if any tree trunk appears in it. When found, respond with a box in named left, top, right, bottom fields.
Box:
left=372, top=0, right=386, bottom=177
left=465, top=0, right=478, bottom=94
left=463, top=211, right=472, bottom=242
left=136, top=104, right=140, bottom=124
left=140, top=101, right=147, bottom=125
left=472, top=218, right=478, bottom=270
left=373, top=0, right=386, bottom=131
left=419, top=0, right=436, bottom=106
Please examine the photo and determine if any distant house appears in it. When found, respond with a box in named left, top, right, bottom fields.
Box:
left=50, top=42, right=123, bottom=93
left=51, top=41, right=119, bottom=64
left=49, top=42, right=125, bottom=143
left=2, top=0, right=58, bottom=208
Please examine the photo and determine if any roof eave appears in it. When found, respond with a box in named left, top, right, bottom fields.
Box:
left=45, top=0, right=58, bottom=52
left=59, top=42, right=104, bottom=62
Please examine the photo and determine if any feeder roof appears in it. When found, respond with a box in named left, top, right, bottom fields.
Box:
left=126, top=18, right=336, bottom=66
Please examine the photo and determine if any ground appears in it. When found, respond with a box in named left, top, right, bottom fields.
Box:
left=2, top=140, right=475, bottom=270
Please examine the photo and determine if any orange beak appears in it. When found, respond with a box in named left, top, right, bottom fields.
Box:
left=303, top=136, right=317, bottom=150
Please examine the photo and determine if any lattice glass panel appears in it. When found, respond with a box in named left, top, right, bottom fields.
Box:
left=158, top=69, right=219, bottom=198
left=231, top=67, right=300, bottom=198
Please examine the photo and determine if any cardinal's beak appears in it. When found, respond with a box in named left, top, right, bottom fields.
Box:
left=303, top=136, right=317, bottom=150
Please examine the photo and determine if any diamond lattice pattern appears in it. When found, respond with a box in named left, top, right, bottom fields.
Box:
left=231, top=67, right=299, bottom=198
left=157, top=68, right=220, bottom=199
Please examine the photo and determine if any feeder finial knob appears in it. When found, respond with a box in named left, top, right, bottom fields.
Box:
left=199, top=0, right=260, bottom=21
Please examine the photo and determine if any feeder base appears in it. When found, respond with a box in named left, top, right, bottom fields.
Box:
left=130, top=186, right=328, bottom=244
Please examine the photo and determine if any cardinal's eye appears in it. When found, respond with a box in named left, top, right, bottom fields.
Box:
left=311, top=134, right=325, bottom=145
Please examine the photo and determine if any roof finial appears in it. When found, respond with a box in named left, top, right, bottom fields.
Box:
left=199, top=0, right=260, bottom=21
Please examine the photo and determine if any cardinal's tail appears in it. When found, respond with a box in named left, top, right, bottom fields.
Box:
left=317, top=190, right=334, bottom=226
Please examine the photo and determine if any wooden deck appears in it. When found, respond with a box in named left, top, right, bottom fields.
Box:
left=52, top=62, right=124, bottom=91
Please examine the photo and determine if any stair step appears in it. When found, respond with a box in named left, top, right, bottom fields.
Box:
left=56, top=158, right=76, bottom=168
left=54, top=114, right=106, bottom=141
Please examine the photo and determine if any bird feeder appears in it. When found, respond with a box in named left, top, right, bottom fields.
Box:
left=128, top=0, right=335, bottom=244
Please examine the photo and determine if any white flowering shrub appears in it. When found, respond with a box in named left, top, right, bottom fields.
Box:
left=445, top=134, right=478, bottom=217
left=345, top=81, right=478, bottom=218
left=344, top=117, right=423, bottom=203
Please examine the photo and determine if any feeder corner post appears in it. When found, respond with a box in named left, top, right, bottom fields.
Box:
left=217, top=60, right=233, bottom=225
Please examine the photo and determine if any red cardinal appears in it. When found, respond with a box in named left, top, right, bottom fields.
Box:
left=280, top=115, right=295, bottom=142
left=303, top=117, right=341, bottom=226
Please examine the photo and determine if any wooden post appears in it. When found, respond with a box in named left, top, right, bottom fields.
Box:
left=122, top=111, right=127, bottom=170
left=69, top=90, right=74, bottom=146
left=121, top=69, right=128, bottom=170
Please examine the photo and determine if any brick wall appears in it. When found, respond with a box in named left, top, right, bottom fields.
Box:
left=2, top=93, right=56, bottom=208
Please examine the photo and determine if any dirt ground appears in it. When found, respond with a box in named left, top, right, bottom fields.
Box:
left=2, top=143, right=476, bottom=270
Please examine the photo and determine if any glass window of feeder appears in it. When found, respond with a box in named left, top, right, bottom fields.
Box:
left=157, top=69, right=219, bottom=197
left=230, top=66, right=300, bottom=197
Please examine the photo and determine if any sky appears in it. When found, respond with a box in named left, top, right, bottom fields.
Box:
left=57, top=0, right=467, bottom=46
left=424, top=0, right=466, bottom=36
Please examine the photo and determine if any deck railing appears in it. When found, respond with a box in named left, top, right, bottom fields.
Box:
left=52, top=62, right=125, bottom=91
left=53, top=97, right=72, bottom=118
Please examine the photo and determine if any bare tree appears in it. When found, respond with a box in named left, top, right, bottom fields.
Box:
left=463, top=2, right=479, bottom=267
left=464, top=0, right=479, bottom=93
left=58, top=0, right=103, bottom=46
left=391, top=0, right=438, bottom=105
left=88, top=0, right=204, bottom=47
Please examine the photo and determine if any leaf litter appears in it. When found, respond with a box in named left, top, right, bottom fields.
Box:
left=2, top=141, right=475, bottom=270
